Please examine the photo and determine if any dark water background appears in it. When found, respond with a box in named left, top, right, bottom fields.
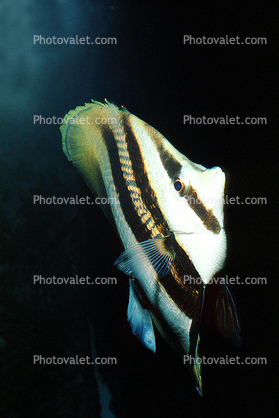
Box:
left=0, top=1, right=276, bottom=417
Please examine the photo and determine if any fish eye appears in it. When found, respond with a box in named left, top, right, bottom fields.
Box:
left=174, top=178, right=183, bottom=191
left=173, top=176, right=187, bottom=196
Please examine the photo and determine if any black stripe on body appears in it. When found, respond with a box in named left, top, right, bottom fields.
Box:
left=159, top=237, right=201, bottom=319
left=120, top=115, right=170, bottom=237
left=87, top=163, right=116, bottom=227
left=101, top=118, right=202, bottom=320
left=133, top=277, right=200, bottom=358
left=119, top=118, right=204, bottom=318
left=185, top=186, right=221, bottom=234
left=139, top=124, right=182, bottom=179
left=154, top=142, right=182, bottom=179
left=100, top=125, right=152, bottom=243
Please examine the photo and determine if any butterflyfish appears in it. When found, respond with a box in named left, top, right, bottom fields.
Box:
left=60, top=99, right=241, bottom=394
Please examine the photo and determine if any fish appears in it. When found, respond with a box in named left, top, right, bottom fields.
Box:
left=60, top=99, right=241, bottom=395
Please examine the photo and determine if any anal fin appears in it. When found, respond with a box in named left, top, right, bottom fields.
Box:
left=127, top=279, right=156, bottom=353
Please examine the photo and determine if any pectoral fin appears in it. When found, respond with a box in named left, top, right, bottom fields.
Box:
left=115, top=236, right=175, bottom=280
left=127, top=279, right=156, bottom=353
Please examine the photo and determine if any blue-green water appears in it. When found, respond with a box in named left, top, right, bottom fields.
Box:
left=0, top=1, right=275, bottom=417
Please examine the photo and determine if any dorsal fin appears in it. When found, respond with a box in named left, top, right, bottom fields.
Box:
left=60, top=100, right=125, bottom=224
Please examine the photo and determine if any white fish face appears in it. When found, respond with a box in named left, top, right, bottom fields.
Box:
left=167, top=161, right=227, bottom=283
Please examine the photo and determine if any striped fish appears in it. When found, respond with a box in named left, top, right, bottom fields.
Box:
left=60, top=100, right=241, bottom=394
